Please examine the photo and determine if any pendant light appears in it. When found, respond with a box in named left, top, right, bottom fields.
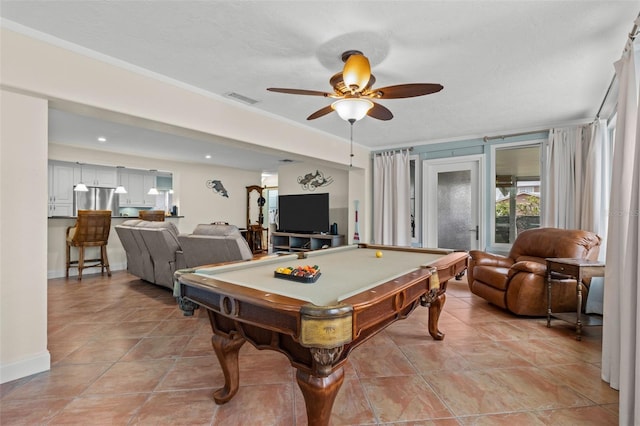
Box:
left=147, top=169, right=159, bottom=195
left=115, top=166, right=127, bottom=194
left=74, top=162, right=88, bottom=192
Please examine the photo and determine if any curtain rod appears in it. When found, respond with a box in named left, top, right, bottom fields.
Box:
left=373, top=147, right=413, bottom=155
left=594, top=13, right=640, bottom=120
left=483, top=129, right=548, bottom=143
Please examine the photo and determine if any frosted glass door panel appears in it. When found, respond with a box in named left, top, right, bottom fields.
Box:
left=437, top=171, right=471, bottom=250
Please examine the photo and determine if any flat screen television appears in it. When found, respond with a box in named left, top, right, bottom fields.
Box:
left=278, top=193, right=329, bottom=234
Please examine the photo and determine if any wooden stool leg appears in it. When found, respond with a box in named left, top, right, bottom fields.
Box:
left=65, top=243, right=71, bottom=278
left=102, top=245, right=111, bottom=277
left=77, top=246, right=85, bottom=281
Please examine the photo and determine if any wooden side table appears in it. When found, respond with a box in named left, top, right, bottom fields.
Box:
left=546, top=258, right=605, bottom=340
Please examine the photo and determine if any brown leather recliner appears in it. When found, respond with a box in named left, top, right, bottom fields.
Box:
left=468, top=227, right=601, bottom=316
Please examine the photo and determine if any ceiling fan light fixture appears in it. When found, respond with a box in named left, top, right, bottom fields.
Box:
left=342, top=53, right=371, bottom=92
left=331, top=98, right=374, bottom=122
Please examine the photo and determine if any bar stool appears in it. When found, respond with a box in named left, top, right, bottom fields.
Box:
left=248, top=224, right=265, bottom=253
left=139, top=210, right=166, bottom=221
left=66, top=210, right=112, bottom=280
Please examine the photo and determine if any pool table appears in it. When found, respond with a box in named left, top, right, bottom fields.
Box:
left=174, top=244, right=468, bottom=426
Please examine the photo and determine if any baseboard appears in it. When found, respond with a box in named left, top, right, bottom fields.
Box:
left=47, top=262, right=126, bottom=279
left=0, top=350, right=50, bottom=384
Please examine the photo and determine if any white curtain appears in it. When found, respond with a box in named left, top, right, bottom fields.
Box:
left=542, top=126, right=583, bottom=228
left=601, top=32, right=640, bottom=426
left=542, top=121, right=613, bottom=314
left=373, top=150, right=411, bottom=246
left=582, top=120, right=612, bottom=314
left=543, top=122, right=612, bottom=233
left=580, top=119, right=611, bottom=247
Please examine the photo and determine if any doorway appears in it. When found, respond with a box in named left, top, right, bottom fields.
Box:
left=422, top=156, right=482, bottom=250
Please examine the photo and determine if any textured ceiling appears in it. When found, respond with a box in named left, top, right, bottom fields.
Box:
left=1, top=1, right=638, bottom=171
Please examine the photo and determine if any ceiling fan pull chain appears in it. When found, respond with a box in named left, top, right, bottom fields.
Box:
left=349, top=119, right=355, bottom=167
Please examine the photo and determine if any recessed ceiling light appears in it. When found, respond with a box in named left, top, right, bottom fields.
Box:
left=205, top=154, right=211, bottom=159
left=97, top=137, right=107, bottom=142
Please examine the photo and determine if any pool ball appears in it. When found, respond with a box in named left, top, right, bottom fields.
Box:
left=375, top=251, right=383, bottom=258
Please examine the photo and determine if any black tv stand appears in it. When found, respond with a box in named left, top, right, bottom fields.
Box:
left=271, top=232, right=344, bottom=253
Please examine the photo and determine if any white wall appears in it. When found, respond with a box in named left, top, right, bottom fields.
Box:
left=277, top=162, right=349, bottom=237
left=0, top=90, right=50, bottom=383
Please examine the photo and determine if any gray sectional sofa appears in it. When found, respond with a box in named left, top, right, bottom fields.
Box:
left=115, top=220, right=253, bottom=289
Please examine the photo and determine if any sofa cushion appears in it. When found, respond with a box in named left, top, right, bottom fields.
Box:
left=178, top=232, right=253, bottom=268
left=192, top=223, right=241, bottom=237
left=138, top=227, right=184, bottom=288
left=473, top=266, right=510, bottom=291
left=122, top=219, right=144, bottom=226
left=115, top=220, right=155, bottom=282
left=137, top=220, right=180, bottom=237
left=509, top=227, right=601, bottom=261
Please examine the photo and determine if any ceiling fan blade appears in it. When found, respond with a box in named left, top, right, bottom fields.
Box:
left=307, top=105, right=334, bottom=120
left=367, top=102, right=393, bottom=121
left=369, top=83, right=444, bottom=99
left=267, top=88, right=332, bottom=97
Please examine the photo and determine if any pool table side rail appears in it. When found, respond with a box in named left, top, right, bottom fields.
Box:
left=358, top=243, right=453, bottom=255
left=425, top=251, right=470, bottom=283
left=343, top=267, right=435, bottom=345
left=176, top=273, right=308, bottom=335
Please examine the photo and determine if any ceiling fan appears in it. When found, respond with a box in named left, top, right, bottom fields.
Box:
left=267, top=50, right=443, bottom=122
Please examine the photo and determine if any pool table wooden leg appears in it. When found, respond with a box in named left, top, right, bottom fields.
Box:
left=296, top=367, right=344, bottom=426
left=211, top=333, right=246, bottom=404
left=428, top=293, right=446, bottom=340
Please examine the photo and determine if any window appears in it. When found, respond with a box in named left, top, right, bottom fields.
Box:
left=493, top=143, right=541, bottom=245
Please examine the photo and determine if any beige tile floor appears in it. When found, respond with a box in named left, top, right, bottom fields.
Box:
left=0, top=270, right=618, bottom=425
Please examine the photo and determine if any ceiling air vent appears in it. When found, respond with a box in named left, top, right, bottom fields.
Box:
left=225, top=92, right=259, bottom=105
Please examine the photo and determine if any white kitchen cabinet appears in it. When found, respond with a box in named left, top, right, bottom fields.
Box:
left=77, top=165, right=118, bottom=187
left=48, top=203, right=73, bottom=217
left=119, top=170, right=157, bottom=207
left=48, top=161, right=75, bottom=216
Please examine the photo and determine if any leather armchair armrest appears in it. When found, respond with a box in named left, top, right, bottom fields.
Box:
left=469, top=250, right=514, bottom=268
left=508, top=260, right=546, bottom=279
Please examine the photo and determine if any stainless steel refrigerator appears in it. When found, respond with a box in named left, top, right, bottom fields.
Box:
left=73, top=186, right=119, bottom=216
